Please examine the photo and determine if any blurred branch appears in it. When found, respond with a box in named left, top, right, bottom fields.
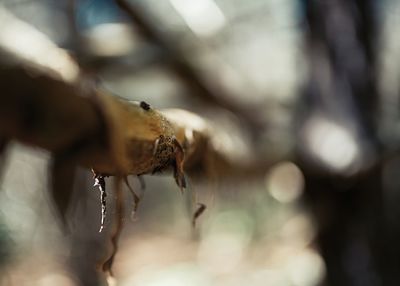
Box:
left=298, top=1, right=394, bottom=286
left=114, top=0, right=265, bottom=131
left=66, top=0, right=84, bottom=59
left=0, top=6, right=80, bottom=83
left=163, top=109, right=280, bottom=182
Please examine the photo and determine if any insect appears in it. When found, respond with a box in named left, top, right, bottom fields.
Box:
left=140, top=101, right=151, bottom=111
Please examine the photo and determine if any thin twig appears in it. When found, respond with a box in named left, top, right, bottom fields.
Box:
left=102, top=177, right=124, bottom=277
left=123, top=176, right=141, bottom=220
left=93, top=173, right=107, bottom=232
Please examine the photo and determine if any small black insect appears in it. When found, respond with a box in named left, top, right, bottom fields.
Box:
left=140, top=101, right=151, bottom=111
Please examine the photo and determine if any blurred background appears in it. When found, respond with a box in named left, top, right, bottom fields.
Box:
left=0, top=0, right=400, bottom=285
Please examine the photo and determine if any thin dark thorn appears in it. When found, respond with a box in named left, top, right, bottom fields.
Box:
left=192, top=203, right=206, bottom=228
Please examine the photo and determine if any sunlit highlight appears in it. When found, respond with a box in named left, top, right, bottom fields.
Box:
left=0, top=7, right=79, bottom=82
left=170, top=0, right=226, bottom=37
left=83, top=23, right=136, bottom=57
left=304, top=116, right=360, bottom=172
left=286, top=249, right=326, bottom=286
left=266, top=161, right=304, bottom=203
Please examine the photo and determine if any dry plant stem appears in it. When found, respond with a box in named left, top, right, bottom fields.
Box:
left=0, top=69, right=101, bottom=155
left=123, top=176, right=141, bottom=220
left=0, top=67, right=276, bottom=187
left=89, top=94, right=188, bottom=188
left=0, top=68, right=188, bottom=180
left=101, top=177, right=124, bottom=277
left=93, top=173, right=107, bottom=232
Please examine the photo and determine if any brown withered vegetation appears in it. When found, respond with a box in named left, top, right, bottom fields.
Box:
left=0, top=3, right=281, bottom=279
left=0, top=44, right=275, bottom=278
left=0, top=64, right=198, bottom=276
left=0, top=13, right=274, bottom=273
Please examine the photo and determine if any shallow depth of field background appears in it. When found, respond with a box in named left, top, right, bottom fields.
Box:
left=1, top=0, right=400, bottom=286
